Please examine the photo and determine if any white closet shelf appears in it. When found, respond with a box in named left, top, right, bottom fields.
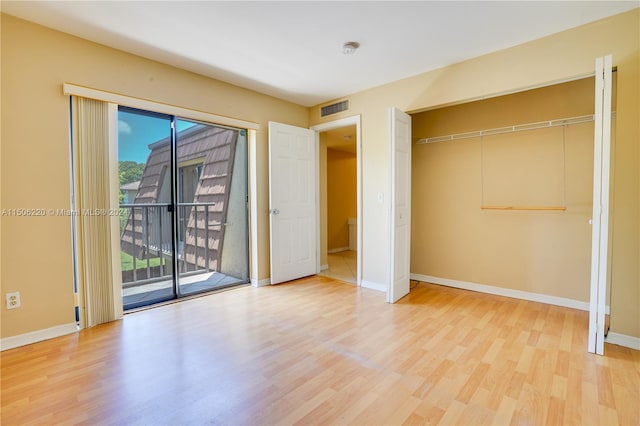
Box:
left=416, top=112, right=616, bottom=145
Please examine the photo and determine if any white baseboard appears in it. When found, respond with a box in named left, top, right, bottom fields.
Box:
left=411, top=273, right=593, bottom=311
left=328, top=247, right=350, bottom=254
left=251, top=277, right=271, bottom=287
left=605, top=332, right=640, bottom=350
left=361, top=280, right=386, bottom=292
left=321, top=264, right=329, bottom=271
left=1, top=322, right=78, bottom=351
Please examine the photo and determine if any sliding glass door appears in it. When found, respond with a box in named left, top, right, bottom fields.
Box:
left=118, top=108, right=248, bottom=310
left=174, top=118, right=249, bottom=295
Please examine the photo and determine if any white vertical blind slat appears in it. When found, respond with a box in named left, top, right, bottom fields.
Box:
left=73, top=97, right=117, bottom=327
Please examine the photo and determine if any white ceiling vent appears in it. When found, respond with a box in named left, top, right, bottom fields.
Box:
left=320, top=99, right=349, bottom=117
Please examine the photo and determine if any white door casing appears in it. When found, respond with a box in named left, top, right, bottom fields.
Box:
left=311, top=115, right=363, bottom=286
left=268, top=122, right=318, bottom=284
left=388, top=108, right=412, bottom=303
left=588, top=54, right=613, bottom=355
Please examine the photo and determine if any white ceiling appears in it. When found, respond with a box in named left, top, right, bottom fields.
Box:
left=2, top=1, right=637, bottom=106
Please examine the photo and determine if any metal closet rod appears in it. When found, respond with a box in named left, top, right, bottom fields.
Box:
left=415, top=112, right=617, bottom=145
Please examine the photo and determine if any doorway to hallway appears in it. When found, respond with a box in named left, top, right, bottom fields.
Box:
left=318, top=125, right=357, bottom=284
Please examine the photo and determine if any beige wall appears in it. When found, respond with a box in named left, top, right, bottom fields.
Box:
left=327, top=148, right=357, bottom=251
left=309, top=9, right=639, bottom=338
left=2, top=9, right=638, bottom=341
left=0, top=14, right=308, bottom=338
left=411, top=77, right=601, bottom=302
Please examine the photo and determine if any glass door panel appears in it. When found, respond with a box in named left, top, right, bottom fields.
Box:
left=118, top=109, right=250, bottom=310
left=175, top=119, right=249, bottom=295
left=118, top=107, right=175, bottom=310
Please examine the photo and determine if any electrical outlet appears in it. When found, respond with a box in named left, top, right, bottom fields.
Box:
left=6, top=292, right=21, bottom=309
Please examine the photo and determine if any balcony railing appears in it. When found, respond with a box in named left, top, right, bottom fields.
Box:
left=119, top=202, right=220, bottom=288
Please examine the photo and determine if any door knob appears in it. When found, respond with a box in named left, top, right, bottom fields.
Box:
left=270, top=209, right=280, bottom=215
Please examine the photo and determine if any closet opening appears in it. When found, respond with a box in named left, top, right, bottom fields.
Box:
left=410, top=74, right=616, bottom=330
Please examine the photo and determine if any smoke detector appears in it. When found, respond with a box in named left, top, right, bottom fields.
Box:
left=342, top=41, right=360, bottom=55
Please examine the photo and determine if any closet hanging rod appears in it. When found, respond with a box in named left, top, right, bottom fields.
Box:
left=415, top=112, right=616, bottom=145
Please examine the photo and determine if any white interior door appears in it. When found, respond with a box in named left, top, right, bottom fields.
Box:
left=268, top=122, right=317, bottom=284
left=588, top=54, right=613, bottom=355
left=388, top=108, right=412, bottom=303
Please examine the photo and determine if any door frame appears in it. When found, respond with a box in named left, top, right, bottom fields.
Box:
left=311, top=115, right=362, bottom=286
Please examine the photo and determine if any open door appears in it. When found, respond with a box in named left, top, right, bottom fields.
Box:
left=588, top=54, right=613, bottom=355
left=268, top=122, right=318, bottom=284
left=388, top=108, right=412, bottom=303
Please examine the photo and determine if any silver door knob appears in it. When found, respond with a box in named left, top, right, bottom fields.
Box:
left=270, top=209, right=280, bottom=215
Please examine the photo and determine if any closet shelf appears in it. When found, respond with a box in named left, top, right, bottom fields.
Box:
left=416, top=112, right=616, bottom=145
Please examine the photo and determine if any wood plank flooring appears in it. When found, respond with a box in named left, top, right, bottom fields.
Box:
left=2, top=276, right=639, bottom=425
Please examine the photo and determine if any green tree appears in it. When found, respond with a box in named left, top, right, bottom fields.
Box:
left=119, top=161, right=145, bottom=185
left=119, top=161, right=145, bottom=203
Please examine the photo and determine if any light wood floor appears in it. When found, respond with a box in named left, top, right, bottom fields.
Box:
left=2, top=276, right=639, bottom=425
left=319, top=250, right=357, bottom=284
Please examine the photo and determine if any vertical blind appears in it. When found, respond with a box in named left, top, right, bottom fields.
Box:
left=71, top=96, right=122, bottom=327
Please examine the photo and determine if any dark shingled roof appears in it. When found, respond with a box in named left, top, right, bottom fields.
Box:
left=120, top=124, right=238, bottom=275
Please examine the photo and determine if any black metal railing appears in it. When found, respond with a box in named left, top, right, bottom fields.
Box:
left=119, top=202, right=219, bottom=288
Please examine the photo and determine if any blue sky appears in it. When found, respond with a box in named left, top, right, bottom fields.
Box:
left=118, top=110, right=195, bottom=163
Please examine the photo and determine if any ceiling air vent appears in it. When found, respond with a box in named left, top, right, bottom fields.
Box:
left=321, top=99, right=349, bottom=117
